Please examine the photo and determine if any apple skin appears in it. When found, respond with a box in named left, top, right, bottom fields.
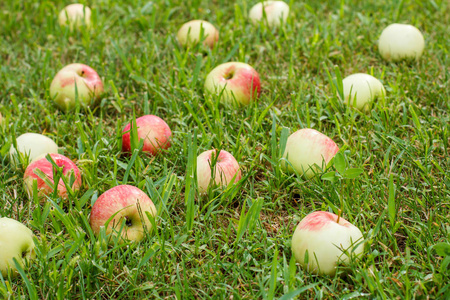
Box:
left=9, top=133, right=59, bottom=168
left=89, top=185, right=157, bottom=242
left=122, top=115, right=172, bottom=156
left=23, top=153, right=82, bottom=200
left=342, top=73, right=386, bottom=111
left=58, top=4, right=92, bottom=29
left=282, top=128, right=339, bottom=178
left=291, top=211, right=365, bottom=276
left=378, top=23, right=425, bottom=62
left=249, top=1, right=289, bottom=27
left=0, top=217, right=36, bottom=277
left=177, top=20, right=219, bottom=49
left=204, top=62, right=261, bottom=105
left=50, top=63, right=104, bottom=112
left=197, top=149, right=242, bottom=194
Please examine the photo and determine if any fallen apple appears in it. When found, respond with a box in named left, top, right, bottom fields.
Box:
left=282, top=128, right=339, bottom=178
left=23, top=153, right=82, bottom=200
left=9, top=133, right=59, bottom=168
left=177, top=20, right=219, bottom=49
left=89, top=185, right=157, bottom=243
left=0, top=217, right=36, bottom=278
left=58, top=3, right=92, bottom=29
left=50, top=63, right=104, bottom=112
left=122, top=114, right=172, bottom=156
left=342, top=73, right=386, bottom=111
left=249, top=1, right=289, bottom=28
left=378, top=23, right=425, bottom=62
left=204, top=62, right=261, bottom=105
left=197, top=149, right=242, bottom=194
left=291, top=211, right=365, bottom=276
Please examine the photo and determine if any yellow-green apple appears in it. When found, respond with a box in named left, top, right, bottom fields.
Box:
left=58, top=3, right=92, bottom=29
left=23, top=153, right=82, bottom=200
left=204, top=62, right=261, bottom=105
left=122, top=115, right=172, bottom=156
left=378, top=23, right=425, bottom=62
left=282, top=128, right=339, bottom=178
left=342, top=73, right=386, bottom=111
left=89, top=185, right=157, bottom=242
left=197, top=149, right=242, bottom=194
left=50, top=63, right=104, bottom=112
left=291, top=211, right=365, bottom=276
left=9, top=133, right=58, bottom=168
left=249, top=1, right=289, bottom=27
left=0, top=217, right=36, bottom=277
left=177, top=20, right=219, bottom=49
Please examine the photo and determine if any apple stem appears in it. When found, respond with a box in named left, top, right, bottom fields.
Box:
left=337, top=208, right=342, bottom=223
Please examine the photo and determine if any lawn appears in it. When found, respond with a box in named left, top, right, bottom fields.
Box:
left=0, top=0, right=449, bottom=299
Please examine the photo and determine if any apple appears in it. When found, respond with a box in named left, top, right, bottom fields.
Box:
left=9, top=133, right=59, bottom=168
left=23, top=153, right=82, bottom=200
left=249, top=1, right=289, bottom=27
left=197, top=149, right=242, bottom=194
left=342, top=73, right=386, bottom=111
left=291, top=211, right=365, bottom=276
left=378, top=23, right=425, bottom=62
left=50, top=63, right=104, bottom=112
left=89, top=185, right=157, bottom=242
left=58, top=3, right=92, bottom=29
left=281, top=128, right=339, bottom=178
left=177, top=20, right=219, bottom=49
left=122, top=115, right=172, bottom=156
left=204, top=62, right=261, bottom=105
left=0, top=217, right=36, bottom=277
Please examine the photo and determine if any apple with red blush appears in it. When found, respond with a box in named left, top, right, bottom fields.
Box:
left=204, top=62, right=261, bottom=106
left=23, top=153, right=82, bottom=200
left=196, top=149, right=242, bottom=194
left=291, top=211, right=365, bottom=276
left=282, top=128, right=339, bottom=178
left=89, top=185, right=157, bottom=243
left=50, top=63, right=104, bottom=112
left=122, top=115, right=172, bottom=156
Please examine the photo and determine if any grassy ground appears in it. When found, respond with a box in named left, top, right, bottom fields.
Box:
left=0, top=0, right=449, bottom=299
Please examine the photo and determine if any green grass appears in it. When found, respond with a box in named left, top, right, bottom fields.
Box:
left=1, top=0, right=449, bottom=298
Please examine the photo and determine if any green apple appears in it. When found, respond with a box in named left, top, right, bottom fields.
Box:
left=177, top=20, right=219, bottom=49
left=9, top=133, right=58, bottom=168
left=342, top=73, right=386, bottom=111
left=249, top=1, right=289, bottom=28
left=58, top=3, right=92, bottom=29
left=0, top=218, right=36, bottom=277
left=378, top=23, right=425, bottom=62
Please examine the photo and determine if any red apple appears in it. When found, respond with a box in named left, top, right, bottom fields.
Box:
left=196, top=149, right=242, bottom=194
left=122, top=115, right=172, bottom=156
left=282, top=128, right=339, bottom=178
left=204, top=62, right=261, bottom=105
left=89, top=185, right=157, bottom=242
left=50, top=63, right=104, bottom=112
left=177, top=20, right=219, bottom=49
left=23, top=153, right=82, bottom=200
left=291, top=211, right=365, bottom=276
